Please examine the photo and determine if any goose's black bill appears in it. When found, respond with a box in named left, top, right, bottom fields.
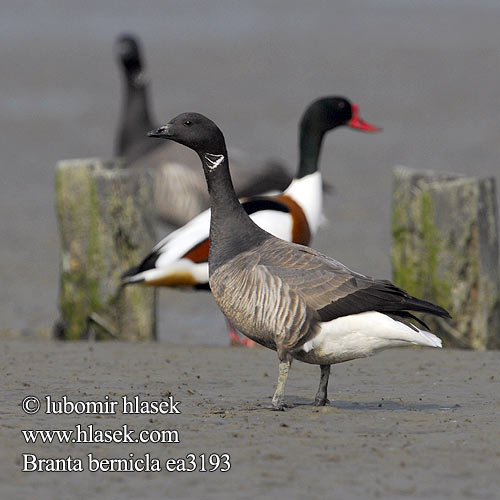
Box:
left=147, top=125, right=172, bottom=138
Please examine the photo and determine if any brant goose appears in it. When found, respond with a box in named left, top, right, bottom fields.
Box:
left=114, top=34, right=292, bottom=227
left=114, top=34, right=158, bottom=160
left=145, top=112, right=450, bottom=410
left=122, top=97, right=380, bottom=346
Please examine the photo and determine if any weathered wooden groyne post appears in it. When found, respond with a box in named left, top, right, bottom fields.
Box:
left=55, top=158, right=157, bottom=341
left=392, top=166, right=500, bottom=349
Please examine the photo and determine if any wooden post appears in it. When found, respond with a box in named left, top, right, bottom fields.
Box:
left=55, top=158, right=157, bottom=341
left=392, top=166, right=500, bottom=349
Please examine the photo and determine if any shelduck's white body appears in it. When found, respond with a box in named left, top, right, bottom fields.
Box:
left=122, top=171, right=323, bottom=287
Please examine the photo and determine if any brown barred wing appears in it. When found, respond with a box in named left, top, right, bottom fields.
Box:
left=254, top=238, right=451, bottom=322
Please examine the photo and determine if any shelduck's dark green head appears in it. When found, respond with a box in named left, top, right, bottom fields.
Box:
left=148, top=112, right=226, bottom=157
left=304, top=96, right=381, bottom=134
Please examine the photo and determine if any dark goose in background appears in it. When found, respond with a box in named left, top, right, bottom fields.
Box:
left=122, top=97, right=381, bottom=346
left=114, top=34, right=158, bottom=160
left=147, top=112, right=451, bottom=411
left=114, top=33, right=292, bottom=227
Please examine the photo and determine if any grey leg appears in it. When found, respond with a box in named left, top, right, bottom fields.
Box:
left=271, top=360, right=291, bottom=411
left=313, top=364, right=331, bottom=406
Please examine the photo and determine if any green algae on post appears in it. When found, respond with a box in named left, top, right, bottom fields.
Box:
left=391, top=166, right=500, bottom=349
left=55, top=158, right=157, bottom=341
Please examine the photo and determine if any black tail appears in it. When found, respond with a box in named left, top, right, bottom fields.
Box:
left=121, top=250, right=160, bottom=281
left=399, top=294, right=451, bottom=319
left=376, top=279, right=452, bottom=319
left=317, top=278, right=452, bottom=323
left=121, top=263, right=142, bottom=281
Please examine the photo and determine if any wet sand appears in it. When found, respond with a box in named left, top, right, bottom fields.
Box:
left=1, top=339, right=499, bottom=499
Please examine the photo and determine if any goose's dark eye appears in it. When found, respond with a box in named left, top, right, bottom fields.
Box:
left=184, top=120, right=192, bottom=127
left=338, top=102, right=345, bottom=109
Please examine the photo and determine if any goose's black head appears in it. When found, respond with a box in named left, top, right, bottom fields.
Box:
left=303, top=96, right=381, bottom=134
left=148, top=112, right=226, bottom=157
left=115, top=34, right=143, bottom=76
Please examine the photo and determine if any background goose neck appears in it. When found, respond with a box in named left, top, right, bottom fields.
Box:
left=117, top=77, right=156, bottom=156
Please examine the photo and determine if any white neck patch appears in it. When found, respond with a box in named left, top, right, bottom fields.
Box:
left=204, top=153, right=225, bottom=172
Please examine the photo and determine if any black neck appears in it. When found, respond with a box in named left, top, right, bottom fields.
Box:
left=116, top=72, right=155, bottom=156
left=201, top=150, right=270, bottom=271
left=125, top=72, right=155, bottom=130
left=297, top=111, right=327, bottom=179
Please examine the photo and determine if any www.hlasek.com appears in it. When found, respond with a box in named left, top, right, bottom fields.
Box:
left=20, top=394, right=231, bottom=472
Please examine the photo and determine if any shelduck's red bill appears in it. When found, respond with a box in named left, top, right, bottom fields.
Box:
left=348, top=104, right=382, bottom=132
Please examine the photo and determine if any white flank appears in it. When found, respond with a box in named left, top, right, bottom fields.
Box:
left=302, top=311, right=442, bottom=362
left=137, top=206, right=295, bottom=286
left=152, top=209, right=211, bottom=256
left=136, top=173, right=328, bottom=286
left=284, top=171, right=323, bottom=235
left=141, top=258, right=209, bottom=284
left=249, top=210, right=293, bottom=241
left=151, top=207, right=294, bottom=264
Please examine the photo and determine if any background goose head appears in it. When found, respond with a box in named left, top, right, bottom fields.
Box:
left=149, top=113, right=227, bottom=163
left=115, top=34, right=144, bottom=84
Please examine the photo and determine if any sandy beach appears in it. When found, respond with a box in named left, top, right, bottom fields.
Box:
left=1, top=339, right=499, bottom=499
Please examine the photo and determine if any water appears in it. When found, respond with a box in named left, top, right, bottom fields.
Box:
left=2, top=0, right=500, bottom=342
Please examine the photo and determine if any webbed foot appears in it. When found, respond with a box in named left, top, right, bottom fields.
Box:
left=313, top=397, right=330, bottom=407
left=271, top=400, right=289, bottom=411
left=228, top=324, right=257, bottom=347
